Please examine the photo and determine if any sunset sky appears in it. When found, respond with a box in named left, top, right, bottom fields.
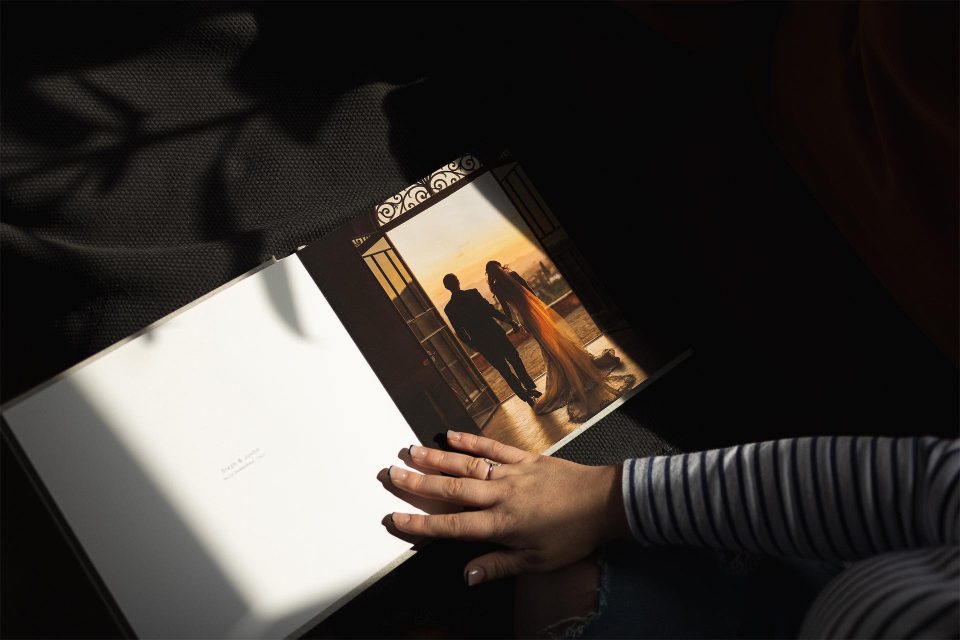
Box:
left=387, top=172, right=552, bottom=322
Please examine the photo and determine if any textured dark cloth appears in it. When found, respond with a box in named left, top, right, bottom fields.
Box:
left=1, top=4, right=493, bottom=402
left=2, top=2, right=957, bottom=638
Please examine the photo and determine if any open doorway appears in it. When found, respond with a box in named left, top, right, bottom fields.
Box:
left=346, top=161, right=653, bottom=451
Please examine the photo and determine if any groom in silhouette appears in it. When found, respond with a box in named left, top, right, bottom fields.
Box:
left=443, top=273, right=541, bottom=406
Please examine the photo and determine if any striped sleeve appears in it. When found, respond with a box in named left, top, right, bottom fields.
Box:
left=621, top=437, right=960, bottom=561
left=799, top=546, right=960, bottom=639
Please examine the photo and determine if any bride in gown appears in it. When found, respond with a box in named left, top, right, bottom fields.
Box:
left=486, top=261, right=636, bottom=423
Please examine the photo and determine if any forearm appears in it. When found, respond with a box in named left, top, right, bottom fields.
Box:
left=492, top=312, right=513, bottom=326
left=491, top=296, right=513, bottom=323
left=622, top=437, right=959, bottom=562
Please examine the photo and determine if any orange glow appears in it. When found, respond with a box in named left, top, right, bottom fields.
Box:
left=387, top=173, right=551, bottom=321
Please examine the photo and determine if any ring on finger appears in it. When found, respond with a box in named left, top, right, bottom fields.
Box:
left=482, top=458, right=502, bottom=480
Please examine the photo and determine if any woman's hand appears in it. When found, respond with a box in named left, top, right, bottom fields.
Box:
left=382, top=431, right=630, bottom=586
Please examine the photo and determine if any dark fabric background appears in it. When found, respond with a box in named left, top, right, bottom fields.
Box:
left=2, top=2, right=956, bottom=637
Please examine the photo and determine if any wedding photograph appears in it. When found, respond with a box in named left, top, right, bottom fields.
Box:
left=299, top=156, right=685, bottom=453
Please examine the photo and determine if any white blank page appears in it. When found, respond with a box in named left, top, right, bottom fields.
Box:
left=4, top=258, right=418, bottom=638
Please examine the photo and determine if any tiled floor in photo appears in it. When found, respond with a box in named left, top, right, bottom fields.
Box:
left=480, top=332, right=647, bottom=453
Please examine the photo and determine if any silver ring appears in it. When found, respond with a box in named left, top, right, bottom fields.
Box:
left=483, top=458, right=502, bottom=480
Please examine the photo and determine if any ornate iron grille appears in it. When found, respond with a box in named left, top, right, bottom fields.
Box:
left=372, top=154, right=481, bottom=228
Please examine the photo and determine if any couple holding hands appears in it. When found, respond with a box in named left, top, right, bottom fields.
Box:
left=443, top=260, right=633, bottom=423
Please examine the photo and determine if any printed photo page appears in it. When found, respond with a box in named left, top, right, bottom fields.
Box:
left=297, top=153, right=691, bottom=455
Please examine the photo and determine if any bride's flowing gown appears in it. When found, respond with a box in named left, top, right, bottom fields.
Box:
left=488, top=266, right=636, bottom=422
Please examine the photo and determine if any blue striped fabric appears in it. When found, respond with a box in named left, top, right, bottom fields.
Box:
left=622, top=437, right=960, bottom=638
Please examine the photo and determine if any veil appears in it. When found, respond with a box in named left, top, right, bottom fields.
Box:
left=487, top=264, right=635, bottom=422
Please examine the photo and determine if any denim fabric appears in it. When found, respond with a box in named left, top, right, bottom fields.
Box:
left=571, top=542, right=840, bottom=639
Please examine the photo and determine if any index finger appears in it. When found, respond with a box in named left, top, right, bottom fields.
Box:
left=445, top=431, right=536, bottom=464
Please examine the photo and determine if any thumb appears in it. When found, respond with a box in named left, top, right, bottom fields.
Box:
left=464, top=550, right=528, bottom=586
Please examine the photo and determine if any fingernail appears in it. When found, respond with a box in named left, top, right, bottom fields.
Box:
left=447, top=430, right=461, bottom=442
left=409, top=445, right=427, bottom=459
left=389, top=465, right=408, bottom=481
left=464, top=567, right=484, bottom=586
left=392, top=512, right=411, bottom=525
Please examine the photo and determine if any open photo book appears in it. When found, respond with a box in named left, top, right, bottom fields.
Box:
left=2, top=153, right=691, bottom=639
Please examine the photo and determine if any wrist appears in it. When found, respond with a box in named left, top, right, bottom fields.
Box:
left=596, top=463, right=631, bottom=543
